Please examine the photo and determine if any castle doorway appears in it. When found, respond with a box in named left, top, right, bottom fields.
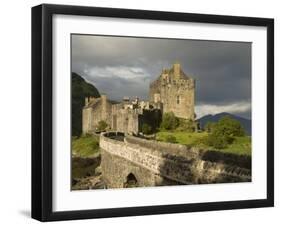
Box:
left=124, top=173, right=138, bottom=188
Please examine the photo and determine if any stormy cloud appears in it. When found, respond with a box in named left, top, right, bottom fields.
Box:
left=71, top=34, right=251, bottom=119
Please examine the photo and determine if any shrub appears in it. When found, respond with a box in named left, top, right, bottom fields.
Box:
left=207, top=133, right=229, bottom=149
left=160, top=112, right=179, bottom=130
left=177, top=119, right=196, bottom=132
left=141, top=123, right=152, bottom=135
left=204, top=122, right=215, bottom=133
left=97, top=120, right=107, bottom=131
left=215, top=116, right=245, bottom=137
left=165, top=135, right=177, bottom=143
left=206, top=116, right=245, bottom=149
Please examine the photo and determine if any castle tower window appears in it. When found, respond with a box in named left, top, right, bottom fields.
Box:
left=177, top=95, right=180, bottom=104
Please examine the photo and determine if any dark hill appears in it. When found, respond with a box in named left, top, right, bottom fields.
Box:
left=72, top=72, right=100, bottom=136
left=198, top=112, right=251, bottom=135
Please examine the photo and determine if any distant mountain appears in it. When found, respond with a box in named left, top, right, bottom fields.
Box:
left=198, top=112, right=251, bottom=135
left=72, top=72, right=100, bottom=136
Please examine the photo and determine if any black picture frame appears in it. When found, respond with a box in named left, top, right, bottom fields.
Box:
left=32, top=4, right=274, bottom=222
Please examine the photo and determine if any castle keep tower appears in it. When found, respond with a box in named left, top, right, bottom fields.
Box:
left=149, top=63, right=195, bottom=120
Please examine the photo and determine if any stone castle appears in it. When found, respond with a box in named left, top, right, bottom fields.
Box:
left=82, top=63, right=195, bottom=134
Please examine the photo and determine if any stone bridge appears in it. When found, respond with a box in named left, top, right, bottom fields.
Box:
left=100, top=132, right=251, bottom=188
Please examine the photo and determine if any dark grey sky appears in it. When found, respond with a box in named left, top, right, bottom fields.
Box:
left=71, top=34, right=251, bottom=119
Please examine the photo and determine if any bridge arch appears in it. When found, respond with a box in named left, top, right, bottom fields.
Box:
left=124, top=173, right=138, bottom=188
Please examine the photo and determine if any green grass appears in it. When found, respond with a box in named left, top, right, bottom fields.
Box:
left=71, top=135, right=101, bottom=180
left=156, top=131, right=208, bottom=146
left=223, top=136, right=251, bottom=156
left=72, top=135, right=100, bottom=158
left=156, top=131, right=251, bottom=156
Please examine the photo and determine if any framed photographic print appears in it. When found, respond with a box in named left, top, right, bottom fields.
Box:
left=31, top=4, right=274, bottom=221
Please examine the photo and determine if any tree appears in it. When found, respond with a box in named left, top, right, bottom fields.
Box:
left=160, top=112, right=179, bottom=130
left=141, top=123, right=152, bottom=135
left=97, top=120, right=108, bottom=131
left=206, top=116, right=245, bottom=149
left=204, top=122, right=216, bottom=133
left=214, top=116, right=245, bottom=137
left=178, top=119, right=196, bottom=132
left=207, top=131, right=232, bottom=149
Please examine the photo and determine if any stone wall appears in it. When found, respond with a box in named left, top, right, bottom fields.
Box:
left=111, top=105, right=140, bottom=134
left=83, top=98, right=162, bottom=135
left=100, top=132, right=251, bottom=188
left=101, top=149, right=164, bottom=188
left=82, top=96, right=113, bottom=134
left=82, top=107, right=93, bottom=134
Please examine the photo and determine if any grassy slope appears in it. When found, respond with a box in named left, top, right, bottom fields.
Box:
left=72, top=135, right=100, bottom=158
left=72, top=135, right=101, bottom=180
left=156, top=131, right=251, bottom=156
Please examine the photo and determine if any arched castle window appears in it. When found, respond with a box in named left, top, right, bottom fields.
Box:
left=177, top=95, right=180, bottom=104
